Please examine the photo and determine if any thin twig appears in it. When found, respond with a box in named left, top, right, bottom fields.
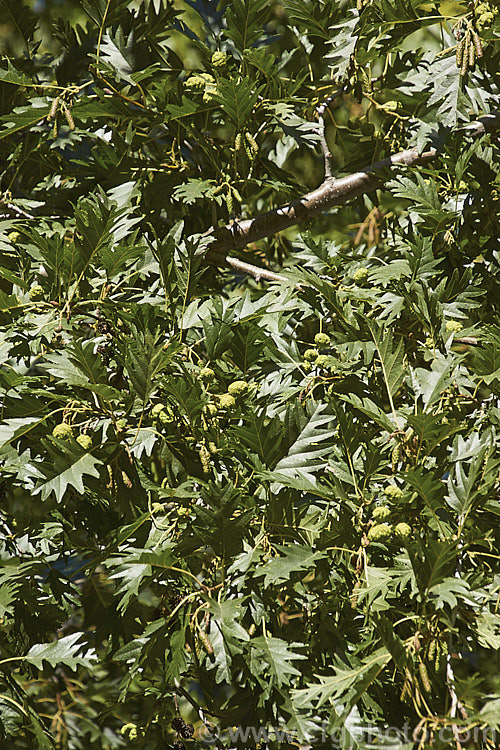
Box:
left=446, top=539, right=468, bottom=746
left=316, top=87, right=342, bottom=179
left=6, top=203, right=36, bottom=220
left=217, top=254, right=289, bottom=283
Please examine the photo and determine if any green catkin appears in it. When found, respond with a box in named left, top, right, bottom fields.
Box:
left=361, top=67, right=372, bottom=93
left=231, top=185, right=243, bottom=203
left=52, top=115, right=58, bottom=138
left=234, top=132, right=242, bottom=151
left=243, top=139, right=254, bottom=160
left=48, top=97, right=60, bottom=121
left=461, top=33, right=470, bottom=75
left=391, top=443, right=400, bottom=472
left=199, top=444, right=211, bottom=474
left=456, top=38, right=465, bottom=68
left=62, top=103, right=75, bottom=131
left=245, top=131, right=258, bottom=153
left=468, top=39, right=476, bottom=68
left=435, top=641, right=444, bottom=672
left=400, top=677, right=409, bottom=701
left=121, top=471, right=132, bottom=488
left=419, top=660, right=431, bottom=692
left=473, top=32, right=483, bottom=58
left=199, top=630, right=213, bottom=654
left=427, top=639, right=436, bottom=664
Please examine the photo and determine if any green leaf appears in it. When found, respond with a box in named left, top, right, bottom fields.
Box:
left=472, top=340, right=500, bottom=384
left=339, top=394, right=395, bottom=433
left=225, top=0, right=271, bottom=51
left=0, top=417, right=39, bottom=448
left=212, top=77, right=264, bottom=129
left=34, top=452, right=102, bottom=502
left=427, top=576, right=473, bottom=609
left=404, top=467, right=447, bottom=517
left=172, top=179, right=215, bottom=205
left=0, top=0, right=37, bottom=46
left=293, top=647, right=391, bottom=709
left=250, top=636, right=305, bottom=687
left=274, top=403, right=336, bottom=480
left=409, top=356, right=456, bottom=409
left=446, top=447, right=488, bottom=515
left=124, top=320, right=178, bottom=403
left=390, top=172, right=459, bottom=230
left=26, top=633, right=97, bottom=671
left=365, top=321, right=405, bottom=419
left=208, top=599, right=250, bottom=682
left=42, top=339, right=108, bottom=388
left=0, top=98, right=49, bottom=140
left=257, top=544, right=324, bottom=587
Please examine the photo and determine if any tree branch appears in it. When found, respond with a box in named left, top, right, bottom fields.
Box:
left=204, top=113, right=500, bottom=259
left=208, top=147, right=435, bottom=257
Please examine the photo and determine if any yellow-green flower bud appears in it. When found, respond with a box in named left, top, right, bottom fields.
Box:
left=8, top=231, right=20, bottom=243
left=199, top=444, right=211, bottom=473
left=29, top=285, right=44, bottom=301
left=304, top=348, right=319, bottom=362
left=200, top=367, right=215, bottom=382
left=52, top=423, right=74, bottom=440
left=120, top=723, right=136, bottom=737
left=76, top=434, right=92, bottom=451
left=151, top=403, right=166, bottom=419
left=120, top=722, right=142, bottom=740
left=219, top=393, right=236, bottom=409
left=315, top=354, right=330, bottom=369
left=352, top=267, right=369, bottom=285
left=445, top=320, right=463, bottom=334
left=384, top=485, right=403, bottom=500
left=394, top=522, right=412, bottom=540
left=314, top=332, right=331, bottom=347
left=186, top=73, right=214, bottom=89
left=211, top=50, right=228, bottom=67
left=227, top=380, right=248, bottom=397
left=158, top=406, right=174, bottom=425
left=372, top=505, right=391, bottom=520
left=367, top=522, right=392, bottom=541
left=204, top=403, right=218, bottom=417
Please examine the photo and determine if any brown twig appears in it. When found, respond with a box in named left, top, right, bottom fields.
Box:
left=218, top=254, right=289, bottom=283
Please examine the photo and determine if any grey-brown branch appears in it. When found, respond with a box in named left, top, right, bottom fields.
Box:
left=203, top=112, right=499, bottom=279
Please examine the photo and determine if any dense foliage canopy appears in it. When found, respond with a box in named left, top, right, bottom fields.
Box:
left=0, top=1, right=499, bottom=748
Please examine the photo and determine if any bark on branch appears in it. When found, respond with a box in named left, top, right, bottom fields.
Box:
left=203, top=113, right=499, bottom=267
